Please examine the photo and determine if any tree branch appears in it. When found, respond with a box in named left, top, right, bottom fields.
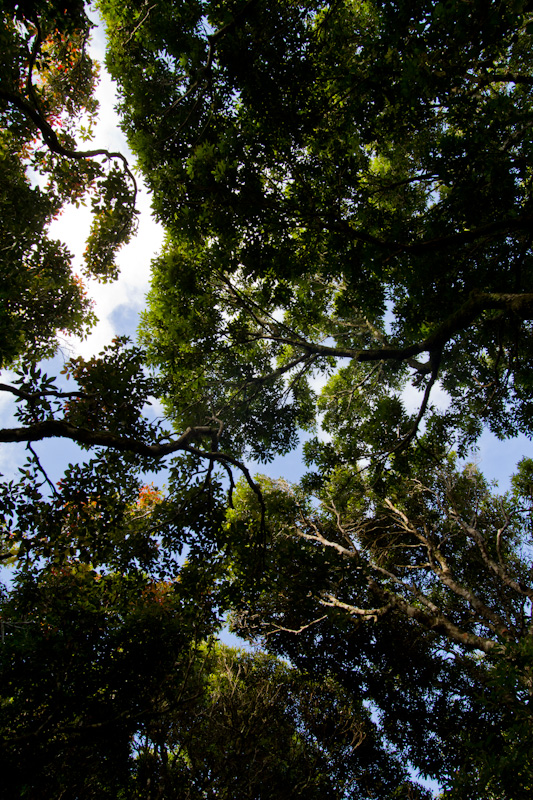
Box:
left=0, top=383, right=93, bottom=402
left=452, top=513, right=533, bottom=601
left=250, top=291, right=533, bottom=367
left=165, top=0, right=260, bottom=116
left=332, top=213, right=533, bottom=254
left=261, top=614, right=328, bottom=638
left=27, top=442, right=59, bottom=497
left=0, top=417, right=267, bottom=551
left=366, top=577, right=500, bottom=654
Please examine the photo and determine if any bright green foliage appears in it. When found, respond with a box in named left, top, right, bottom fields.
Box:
left=102, top=0, right=533, bottom=459
left=0, top=0, right=137, bottom=367
left=139, top=236, right=313, bottom=462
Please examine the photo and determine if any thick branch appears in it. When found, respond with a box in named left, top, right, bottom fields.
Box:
left=255, top=291, right=533, bottom=367
left=293, top=525, right=357, bottom=558
left=0, top=86, right=138, bottom=216
left=300, top=501, right=504, bottom=653
left=434, top=568, right=510, bottom=636
left=0, top=419, right=217, bottom=455
left=383, top=498, right=512, bottom=636
left=320, top=594, right=393, bottom=621
left=0, top=89, right=130, bottom=166
left=318, top=577, right=499, bottom=653
left=333, top=213, right=533, bottom=254
left=0, top=418, right=266, bottom=544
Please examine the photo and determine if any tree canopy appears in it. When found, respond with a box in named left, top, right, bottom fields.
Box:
left=2, top=0, right=533, bottom=797
left=0, top=0, right=137, bottom=366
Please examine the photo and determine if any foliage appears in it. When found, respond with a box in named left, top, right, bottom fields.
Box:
left=0, top=0, right=137, bottom=367
left=130, top=645, right=429, bottom=800
left=0, top=565, right=210, bottom=799
left=443, top=639, right=533, bottom=799
left=101, top=0, right=533, bottom=458
left=0, top=524, right=427, bottom=799
left=223, top=454, right=533, bottom=794
left=99, top=1, right=533, bottom=793
left=2, top=0, right=533, bottom=797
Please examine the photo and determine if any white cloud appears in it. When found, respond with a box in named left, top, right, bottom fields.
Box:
left=55, top=175, right=164, bottom=358
left=46, top=11, right=165, bottom=360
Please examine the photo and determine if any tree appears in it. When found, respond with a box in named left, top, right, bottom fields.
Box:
left=2, top=0, right=533, bottom=797
left=223, top=454, right=533, bottom=795
left=96, top=0, right=533, bottom=795
left=0, top=565, right=211, bottom=799
left=0, top=0, right=137, bottom=366
left=0, top=463, right=428, bottom=799
left=131, top=644, right=430, bottom=800
left=100, top=0, right=533, bottom=457
left=4, top=0, right=532, bottom=487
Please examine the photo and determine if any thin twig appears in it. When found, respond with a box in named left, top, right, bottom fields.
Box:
left=26, top=443, right=59, bottom=497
